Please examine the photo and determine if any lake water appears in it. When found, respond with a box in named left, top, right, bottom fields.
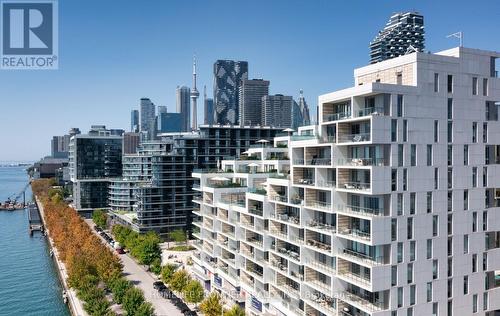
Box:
left=0, top=166, right=70, bottom=316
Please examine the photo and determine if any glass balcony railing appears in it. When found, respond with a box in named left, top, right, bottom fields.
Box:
left=307, top=220, right=336, bottom=232
left=306, top=158, right=332, bottom=166
left=338, top=133, right=371, bottom=143
left=305, top=200, right=332, bottom=211
left=340, top=291, right=387, bottom=312
left=337, top=228, right=371, bottom=241
left=271, top=195, right=288, bottom=203
left=338, top=204, right=383, bottom=216
left=339, top=248, right=385, bottom=265
left=324, top=112, right=352, bottom=122
left=337, top=157, right=386, bottom=167
left=357, top=107, right=384, bottom=117
left=339, top=182, right=370, bottom=191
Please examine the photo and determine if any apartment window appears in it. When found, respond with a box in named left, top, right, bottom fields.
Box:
left=447, top=167, right=452, bottom=189
left=407, top=263, right=413, bottom=283
left=398, top=144, right=404, bottom=166
left=473, top=294, right=478, bottom=313
left=447, top=98, right=453, bottom=119
left=410, top=241, right=416, bottom=261
left=448, top=214, right=453, bottom=235
left=391, top=119, right=397, bottom=142
left=483, top=122, right=488, bottom=143
left=464, top=190, right=469, bottom=210
left=397, top=94, right=404, bottom=117
left=447, top=121, right=453, bottom=142
left=448, top=279, right=453, bottom=298
left=410, top=144, right=416, bottom=166
left=483, top=211, right=488, bottom=231
left=483, top=167, right=488, bottom=187
left=483, top=252, right=487, bottom=271
left=464, top=145, right=469, bottom=165
left=464, top=275, right=469, bottom=294
left=403, top=168, right=408, bottom=191
left=427, top=144, right=433, bottom=166
left=464, top=235, right=469, bottom=254
left=472, top=122, right=478, bottom=143
left=432, top=259, right=438, bottom=279
left=447, top=190, right=452, bottom=212
left=403, top=120, right=408, bottom=142
left=447, top=75, right=453, bottom=93
left=398, top=287, right=403, bottom=307
left=473, top=211, right=478, bottom=232
left=434, top=73, right=439, bottom=92
left=483, top=78, right=488, bottom=96
left=397, top=193, right=403, bottom=215
left=391, top=169, right=397, bottom=191
left=447, top=145, right=453, bottom=165
left=472, top=254, right=477, bottom=273
left=427, top=282, right=433, bottom=302
left=408, top=307, right=413, bottom=316
left=484, top=292, right=488, bottom=311
left=473, top=77, right=478, bottom=95
left=434, top=120, right=439, bottom=142
left=410, top=284, right=416, bottom=305
left=391, top=218, right=398, bottom=241
left=407, top=217, right=413, bottom=239
left=433, top=303, right=438, bottom=316
left=448, top=300, right=453, bottom=316
left=448, top=257, right=453, bottom=277
left=433, top=215, right=439, bottom=236
left=447, top=236, right=453, bottom=256
left=391, top=265, right=398, bottom=286
left=427, top=192, right=433, bottom=213
left=434, top=168, right=439, bottom=190
left=410, top=193, right=416, bottom=215
left=427, top=239, right=433, bottom=259
left=397, top=242, right=403, bottom=263
left=472, top=167, right=477, bottom=188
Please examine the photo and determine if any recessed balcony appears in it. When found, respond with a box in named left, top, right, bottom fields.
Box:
left=336, top=157, right=387, bottom=167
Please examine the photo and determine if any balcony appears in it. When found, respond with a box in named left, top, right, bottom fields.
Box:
left=247, top=188, right=266, bottom=195
left=337, top=157, right=387, bottom=167
left=270, top=212, right=300, bottom=225
left=339, top=291, right=387, bottom=312
left=337, top=228, right=371, bottom=241
left=305, top=200, right=332, bottom=211
left=338, top=248, right=386, bottom=266
left=295, top=178, right=315, bottom=186
left=339, top=181, right=370, bottom=192
left=306, top=158, right=332, bottom=166
left=306, top=220, right=336, bottom=233
left=275, top=246, right=300, bottom=262
left=306, top=293, right=336, bottom=314
left=338, top=133, right=370, bottom=143
left=324, top=112, right=352, bottom=122
left=306, top=239, right=332, bottom=252
left=305, top=259, right=336, bottom=274
left=316, top=180, right=336, bottom=188
left=337, top=204, right=383, bottom=217
left=271, top=195, right=288, bottom=203
left=338, top=270, right=371, bottom=286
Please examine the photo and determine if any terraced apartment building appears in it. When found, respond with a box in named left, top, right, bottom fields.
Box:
left=191, top=47, right=500, bottom=316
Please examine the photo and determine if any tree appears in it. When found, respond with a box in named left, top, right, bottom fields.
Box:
left=200, top=292, right=223, bottom=316
left=131, top=231, right=161, bottom=266
left=149, top=257, right=162, bottom=275
left=224, top=305, right=246, bottom=316
left=134, top=302, right=155, bottom=316
left=161, top=264, right=177, bottom=284
left=169, top=269, right=191, bottom=292
left=109, top=277, right=132, bottom=304
left=92, top=209, right=108, bottom=229
left=122, top=287, right=145, bottom=315
left=183, top=280, right=204, bottom=304
left=169, top=229, right=187, bottom=244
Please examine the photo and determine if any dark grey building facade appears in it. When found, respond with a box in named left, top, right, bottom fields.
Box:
left=238, top=79, right=270, bottom=126
left=213, top=60, right=248, bottom=125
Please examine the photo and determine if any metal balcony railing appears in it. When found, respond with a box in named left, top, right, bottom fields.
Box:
left=340, top=248, right=385, bottom=265
left=337, top=228, right=371, bottom=241
left=338, top=133, right=371, bottom=143
left=337, top=157, right=387, bottom=167
left=324, top=112, right=352, bottom=122
left=339, top=182, right=370, bottom=191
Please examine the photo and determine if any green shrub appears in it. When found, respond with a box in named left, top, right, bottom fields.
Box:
left=161, top=264, right=177, bottom=284
left=183, top=280, right=204, bottom=304
left=122, top=287, right=145, bottom=315
left=109, top=277, right=132, bottom=304
left=169, top=269, right=191, bottom=292
left=92, top=209, right=108, bottom=229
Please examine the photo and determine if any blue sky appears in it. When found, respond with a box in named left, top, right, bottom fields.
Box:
left=1, top=0, right=499, bottom=162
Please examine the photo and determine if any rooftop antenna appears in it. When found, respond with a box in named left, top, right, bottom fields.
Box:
left=446, top=32, right=463, bottom=47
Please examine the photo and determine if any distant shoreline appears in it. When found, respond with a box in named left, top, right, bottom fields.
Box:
left=0, top=163, right=32, bottom=168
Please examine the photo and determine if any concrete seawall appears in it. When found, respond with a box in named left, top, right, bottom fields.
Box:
left=34, top=196, right=88, bottom=316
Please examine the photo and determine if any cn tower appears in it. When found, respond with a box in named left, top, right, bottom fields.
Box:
left=190, top=56, right=200, bottom=130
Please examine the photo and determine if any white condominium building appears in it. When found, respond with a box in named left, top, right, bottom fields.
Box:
left=192, top=47, right=500, bottom=316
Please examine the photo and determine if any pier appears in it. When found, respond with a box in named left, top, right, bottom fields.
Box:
left=28, top=203, right=44, bottom=235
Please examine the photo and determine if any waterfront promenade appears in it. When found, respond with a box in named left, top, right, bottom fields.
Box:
left=84, top=219, right=183, bottom=316
left=36, top=197, right=87, bottom=316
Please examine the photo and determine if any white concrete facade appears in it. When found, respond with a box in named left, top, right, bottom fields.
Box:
left=192, top=47, right=500, bottom=316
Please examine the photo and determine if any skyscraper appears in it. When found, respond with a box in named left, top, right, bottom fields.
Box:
left=213, top=60, right=248, bottom=125
left=292, top=89, right=311, bottom=128
left=51, top=135, right=70, bottom=158
left=239, top=79, right=270, bottom=126
left=191, top=57, right=200, bottom=130
left=157, top=106, right=167, bottom=115
left=158, top=112, right=183, bottom=133
left=139, top=98, right=156, bottom=140
left=131, top=109, right=139, bottom=133
left=123, top=132, right=140, bottom=154
left=370, top=11, right=425, bottom=64
left=262, top=94, right=293, bottom=127
left=176, top=86, right=191, bottom=131
left=203, top=85, right=214, bottom=125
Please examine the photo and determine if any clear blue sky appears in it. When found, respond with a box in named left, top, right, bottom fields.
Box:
left=1, top=0, right=499, bottom=162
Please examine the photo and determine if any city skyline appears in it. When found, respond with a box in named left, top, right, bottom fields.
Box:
left=1, top=0, right=499, bottom=161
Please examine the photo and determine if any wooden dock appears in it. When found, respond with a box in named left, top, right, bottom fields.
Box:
left=28, top=203, right=43, bottom=235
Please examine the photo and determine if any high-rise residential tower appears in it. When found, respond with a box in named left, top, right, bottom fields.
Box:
left=176, top=85, right=191, bottom=132
left=203, top=85, right=214, bottom=125
left=239, top=79, right=270, bottom=126
left=139, top=98, right=156, bottom=140
left=262, top=94, right=293, bottom=128
left=370, top=11, right=425, bottom=64
left=192, top=47, right=500, bottom=316
left=191, top=57, right=200, bottom=130
left=157, top=106, right=167, bottom=115
left=213, top=60, right=248, bottom=125
left=131, top=109, right=139, bottom=133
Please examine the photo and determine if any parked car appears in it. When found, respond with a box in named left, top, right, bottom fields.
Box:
left=184, top=311, right=197, bottom=316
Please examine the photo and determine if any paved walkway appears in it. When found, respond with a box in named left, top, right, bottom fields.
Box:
left=84, top=220, right=183, bottom=316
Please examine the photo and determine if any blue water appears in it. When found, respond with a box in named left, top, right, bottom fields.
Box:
left=0, top=166, right=70, bottom=316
